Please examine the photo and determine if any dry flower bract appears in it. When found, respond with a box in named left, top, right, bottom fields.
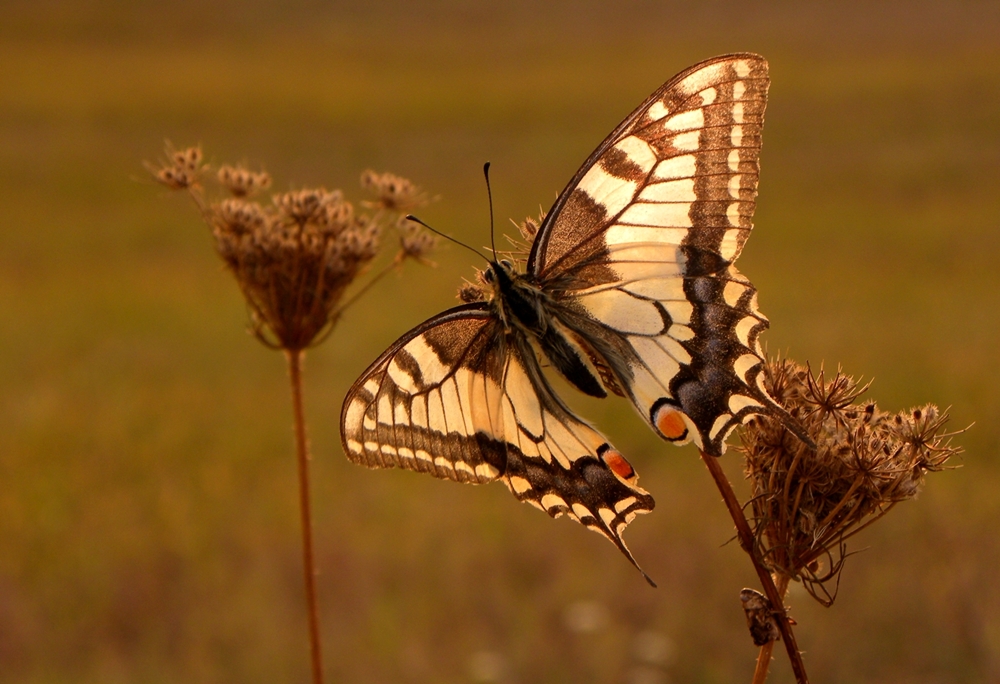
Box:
left=361, top=169, right=429, bottom=212
left=395, top=218, right=437, bottom=266
left=150, top=146, right=434, bottom=350
left=218, top=164, right=272, bottom=198
left=739, top=358, right=963, bottom=605
left=151, top=146, right=206, bottom=191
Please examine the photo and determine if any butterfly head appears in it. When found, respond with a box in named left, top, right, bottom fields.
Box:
left=482, top=258, right=515, bottom=284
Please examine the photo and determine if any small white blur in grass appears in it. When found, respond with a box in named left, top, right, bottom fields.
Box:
left=468, top=650, right=506, bottom=682
left=562, top=599, right=608, bottom=633
left=632, top=630, right=674, bottom=666
left=626, top=630, right=674, bottom=684
left=626, top=665, right=669, bottom=684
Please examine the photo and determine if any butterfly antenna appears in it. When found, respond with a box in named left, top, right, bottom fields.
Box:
left=405, top=215, right=490, bottom=264
left=483, top=162, right=497, bottom=261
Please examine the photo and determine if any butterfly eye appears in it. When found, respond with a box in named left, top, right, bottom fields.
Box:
left=500, top=259, right=513, bottom=269
left=483, top=269, right=495, bottom=283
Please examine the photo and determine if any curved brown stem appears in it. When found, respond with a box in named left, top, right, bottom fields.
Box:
left=287, top=349, right=325, bottom=684
left=699, top=450, right=809, bottom=684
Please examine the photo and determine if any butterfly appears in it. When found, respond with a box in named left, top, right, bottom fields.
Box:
left=341, top=54, right=805, bottom=584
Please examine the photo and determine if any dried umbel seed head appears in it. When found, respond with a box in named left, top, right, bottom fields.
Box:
left=173, top=147, right=203, bottom=173
left=360, top=170, right=429, bottom=212
left=395, top=220, right=437, bottom=265
left=150, top=145, right=206, bottom=191
left=207, top=191, right=384, bottom=350
left=218, top=198, right=269, bottom=232
left=148, top=144, right=434, bottom=351
left=505, top=209, right=548, bottom=259
left=217, top=164, right=271, bottom=198
left=739, top=358, right=963, bottom=606
left=274, top=188, right=343, bottom=227
left=319, top=196, right=355, bottom=235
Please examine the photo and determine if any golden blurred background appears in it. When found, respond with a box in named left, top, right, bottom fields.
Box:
left=1, top=1, right=998, bottom=682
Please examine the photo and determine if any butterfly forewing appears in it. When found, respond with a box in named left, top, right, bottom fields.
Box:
left=527, top=54, right=784, bottom=455
left=529, top=54, right=768, bottom=277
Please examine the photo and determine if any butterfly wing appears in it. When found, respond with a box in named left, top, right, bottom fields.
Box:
left=527, top=53, right=790, bottom=456
left=341, top=304, right=508, bottom=484
left=340, top=304, right=655, bottom=578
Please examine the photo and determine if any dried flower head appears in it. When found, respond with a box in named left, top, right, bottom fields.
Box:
left=739, top=358, right=963, bottom=606
left=210, top=190, right=381, bottom=349
left=395, top=219, right=437, bottom=266
left=217, top=164, right=271, bottom=198
left=150, top=145, right=206, bottom=191
left=149, top=144, right=434, bottom=351
left=361, top=170, right=429, bottom=212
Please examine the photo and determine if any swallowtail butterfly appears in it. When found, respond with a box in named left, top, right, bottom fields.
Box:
left=341, top=54, right=803, bottom=582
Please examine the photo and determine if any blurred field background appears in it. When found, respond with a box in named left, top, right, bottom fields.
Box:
left=1, top=1, right=999, bottom=682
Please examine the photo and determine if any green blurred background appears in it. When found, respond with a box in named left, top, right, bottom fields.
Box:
left=1, top=1, right=998, bottom=682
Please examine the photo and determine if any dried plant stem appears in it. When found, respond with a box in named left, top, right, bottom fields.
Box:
left=751, top=574, right=790, bottom=684
left=699, top=450, right=809, bottom=684
left=287, top=349, right=325, bottom=684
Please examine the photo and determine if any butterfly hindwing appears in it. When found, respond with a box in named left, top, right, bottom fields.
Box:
left=497, top=336, right=654, bottom=576
left=341, top=305, right=654, bottom=574
left=527, top=53, right=785, bottom=455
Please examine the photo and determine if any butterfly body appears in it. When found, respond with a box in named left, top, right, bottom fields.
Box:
left=485, top=259, right=615, bottom=400
left=342, top=54, right=802, bottom=580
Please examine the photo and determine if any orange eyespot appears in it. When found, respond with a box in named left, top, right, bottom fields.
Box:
left=654, top=404, right=689, bottom=441
left=601, top=448, right=635, bottom=480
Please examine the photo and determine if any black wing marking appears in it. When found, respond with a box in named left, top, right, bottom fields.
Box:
left=340, top=304, right=655, bottom=580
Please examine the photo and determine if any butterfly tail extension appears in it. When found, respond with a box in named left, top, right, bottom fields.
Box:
left=503, top=444, right=657, bottom=587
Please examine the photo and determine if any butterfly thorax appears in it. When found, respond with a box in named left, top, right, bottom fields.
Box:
left=485, top=260, right=609, bottom=399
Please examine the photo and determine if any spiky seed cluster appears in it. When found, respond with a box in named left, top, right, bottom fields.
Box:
left=361, top=169, right=429, bottom=212
left=501, top=209, right=548, bottom=262
left=739, top=358, right=962, bottom=606
left=151, top=147, right=433, bottom=350
left=456, top=267, right=492, bottom=304
left=517, top=214, right=540, bottom=240
left=152, top=146, right=205, bottom=190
